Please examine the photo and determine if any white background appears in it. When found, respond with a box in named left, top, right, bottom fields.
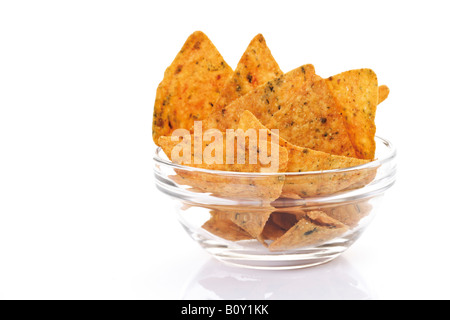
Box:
left=1, top=0, right=449, bottom=300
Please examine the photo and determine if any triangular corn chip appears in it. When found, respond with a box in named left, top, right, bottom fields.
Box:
left=170, top=170, right=285, bottom=203
left=326, top=69, right=379, bottom=159
left=238, top=110, right=369, bottom=172
left=209, top=208, right=274, bottom=244
left=152, top=31, right=233, bottom=144
left=266, top=75, right=357, bottom=157
left=269, top=211, right=348, bottom=251
left=238, top=110, right=371, bottom=197
left=213, top=34, right=282, bottom=110
left=158, top=126, right=288, bottom=203
left=202, top=212, right=253, bottom=241
left=319, top=199, right=372, bottom=228
left=157, top=130, right=288, bottom=173
left=203, top=64, right=316, bottom=132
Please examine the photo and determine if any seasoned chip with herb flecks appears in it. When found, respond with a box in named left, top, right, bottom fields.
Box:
left=170, top=170, right=285, bottom=203
left=320, top=200, right=372, bottom=228
left=238, top=110, right=371, bottom=197
left=269, top=211, right=348, bottom=251
left=267, top=74, right=357, bottom=157
left=211, top=208, right=275, bottom=244
left=238, top=110, right=368, bottom=172
left=326, top=69, right=379, bottom=159
left=157, top=130, right=289, bottom=173
left=152, top=31, right=233, bottom=144
left=203, top=64, right=316, bottom=132
left=213, top=34, right=282, bottom=110
left=202, top=213, right=253, bottom=241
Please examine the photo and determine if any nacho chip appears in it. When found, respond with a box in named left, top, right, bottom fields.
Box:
left=160, top=122, right=288, bottom=202
left=210, top=208, right=274, bottom=243
left=340, top=166, right=378, bottom=192
left=267, top=74, right=357, bottom=157
left=281, top=168, right=372, bottom=198
left=202, top=213, right=253, bottom=241
left=320, top=200, right=373, bottom=228
left=238, top=110, right=371, bottom=197
left=203, top=64, right=316, bottom=132
left=378, top=85, right=390, bottom=104
left=239, top=110, right=368, bottom=171
left=152, top=31, right=233, bottom=144
left=213, top=34, right=282, bottom=110
left=171, top=170, right=285, bottom=203
left=158, top=129, right=289, bottom=173
left=326, top=69, right=378, bottom=159
left=269, top=211, right=348, bottom=251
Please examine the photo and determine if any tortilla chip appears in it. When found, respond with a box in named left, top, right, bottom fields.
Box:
left=267, top=74, right=357, bottom=157
left=378, top=85, right=390, bottom=104
left=269, top=211, right=348, bottom=251
left=158, top=118, right=288, bottom=202
left=157, top=129, right=289, bottom=173
left=238, top=110, right=370, bottom=197
left=285, top=149, right=369, bottom=172
left=320, top=200, right=373, bottom=228
left=213, top=34, right=282, bottom=110
left=326, top=69, right=378, bottom=159
left=238, top=110, right=368, bottom=172
left=203, top=64, right=316, bottom=132
left=159, top=124, right=288, bottom=204
left=170, top=170, right=285, bottom=203
left=210, top=208, right=274, bottom=243
left=281, top=168, right=372, bottom=198
left=152, top=31, right=233, bottom=144
left=202, top=213, right=253, bottom=241
left=340, top=166, right=378, bottom=192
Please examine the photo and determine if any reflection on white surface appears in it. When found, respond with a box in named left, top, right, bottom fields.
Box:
left=182, top=256, right=374, bottom=300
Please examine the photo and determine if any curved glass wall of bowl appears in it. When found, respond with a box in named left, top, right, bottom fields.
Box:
left=153, top=136, right=396, bottom=270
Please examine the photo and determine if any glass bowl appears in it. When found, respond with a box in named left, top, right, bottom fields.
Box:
left=153, top=136, right=396, bottom=270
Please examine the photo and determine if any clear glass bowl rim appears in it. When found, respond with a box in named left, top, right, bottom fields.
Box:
left=153, top=135, right=396, bottom=177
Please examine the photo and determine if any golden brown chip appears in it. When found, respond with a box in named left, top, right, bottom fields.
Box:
left=269, top=211, right=348, bottom=251
left=238, top=110, right=369, bottom=172
left=320, top=200, right=373, bottom=228
left=281, top=168, right=372, bottom=198
left=238, top=110, right=370, bottom=197
left=152, top=31, right=233, bottom=144
left=157, top=129, right=289, bottom=173
left=306, top=210, right=347, bottom=228
left=378, top=85, right=390, bottom=104
left=213, top=34, right=282, bottom=110
left=340, top=166, right=378, bottom=192
left=170, top=170, right=285, bottom=203
left=203, top=64, right=316, bottom=132
left=267, top=74, right=357, bottom=157
left=211, top=208, right=274, bottom=243
left=326, top=69, right=379, bottom=159
left=160, top=114, right=288, bottom=203
left=202, top=213, right=253, bottom=241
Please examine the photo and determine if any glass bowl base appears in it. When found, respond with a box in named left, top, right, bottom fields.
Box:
left=189, top=230, right=361, bottom=270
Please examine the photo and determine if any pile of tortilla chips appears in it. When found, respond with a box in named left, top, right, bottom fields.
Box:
left=153, top=31, right=389, bottom=251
